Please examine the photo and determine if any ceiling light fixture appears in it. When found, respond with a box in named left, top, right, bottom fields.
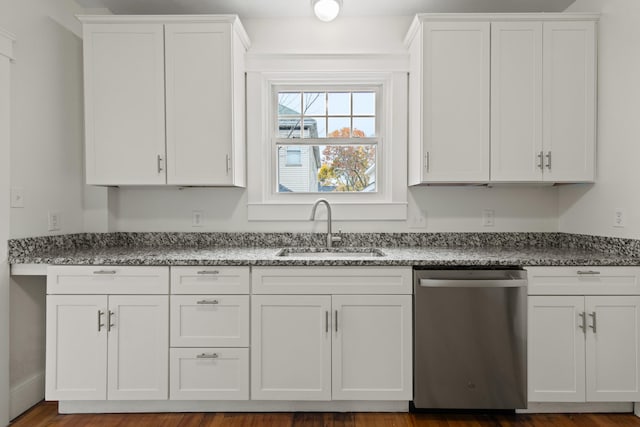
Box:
left=312, top=0, right=342, bottom=22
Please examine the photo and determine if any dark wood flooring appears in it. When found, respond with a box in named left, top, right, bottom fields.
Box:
left=9, top=401, right=640, bottom=427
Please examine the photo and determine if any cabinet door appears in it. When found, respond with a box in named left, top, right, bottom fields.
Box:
left=170, top=295, right=249, bottom=347
left=331, top=295, right=412, bottom=400
left=542, top=21, right=596, bottom=182
left=107, top=295, right=169, bottom=400
left=422, top=22, right=490, bottom=182
left=45, top=295, right=108, bottom=400
left=585, top=296, right=640, bottom=401
left=251, top=295, right=331, bottom=400
left=170, top=348, right=249, bottom=400
left=83, top=23, right=166, bottom=185
left=491, top=22, right=543, bottom=182
left=528, top=296, right=586, bottom=402
left=165, top=23, right=234, bottom=185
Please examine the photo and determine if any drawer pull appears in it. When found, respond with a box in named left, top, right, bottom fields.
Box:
left=197, top=299, right=219, bottom=305
left=93, top=270, right=117, bottom=275
left=197, top=270, right=220, bottom=275
left=577, top=270, right=601, bottom=275
left=197, top=353, right=219, bottom=359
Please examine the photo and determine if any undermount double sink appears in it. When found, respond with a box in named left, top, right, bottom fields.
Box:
left=275, top=247, right=386, bottom=258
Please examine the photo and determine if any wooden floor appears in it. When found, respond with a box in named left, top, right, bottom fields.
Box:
left=10, top=402, right=640, bottom=427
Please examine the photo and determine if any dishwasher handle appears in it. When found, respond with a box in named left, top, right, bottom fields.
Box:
left=419, top=278, right=527, bottom=288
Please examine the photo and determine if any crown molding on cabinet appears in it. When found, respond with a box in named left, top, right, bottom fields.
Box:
left=404, top=13, right=600, bottom=46
left=76, top=14, right=251, bottom=48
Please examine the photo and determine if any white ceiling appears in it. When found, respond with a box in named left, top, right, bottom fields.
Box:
left=75, top=0, right=576, bottom=18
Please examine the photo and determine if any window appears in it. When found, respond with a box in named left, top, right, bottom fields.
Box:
left=275, top=88, right=379, bottom=193
left=285, top=147, right=302, bottom=166
left=246, top=66, right=408, bottom=221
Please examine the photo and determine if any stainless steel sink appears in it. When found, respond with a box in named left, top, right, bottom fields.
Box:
left=275, top=247, right=386, bottom=257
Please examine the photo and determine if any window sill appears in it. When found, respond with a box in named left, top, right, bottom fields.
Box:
left=248, top=202, right=407, bottom=221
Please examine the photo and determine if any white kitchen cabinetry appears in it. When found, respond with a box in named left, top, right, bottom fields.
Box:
left=491, top=20, right=596, bottom=182
left=406, top=14, right=598, bottom=185
left=407, top=20, right=490, bottom=183
left=251, top=267, right=412, bottom=401
left=45, top=267, right=170, bottom=401
left=527, top=267, right=640, bottom=403
left=80, top=16, right=249, bottom=186
left=169, top=266, right=250, bottom=400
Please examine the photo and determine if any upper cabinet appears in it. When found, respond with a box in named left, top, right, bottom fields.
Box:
left=406, top=14, right=598, bottom=185
left=80, top=16, right=250, bottom=186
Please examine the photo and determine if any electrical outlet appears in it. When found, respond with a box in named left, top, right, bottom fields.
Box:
left=48, top=211, right=61, bottom=231
left=408, top=207, right=427, bottom=229
left=482, top=209, right=495, bottom=227
left=613, top=209, right=626, bottom=228
left=10, top=187, right=24, bottom=208
left=192, top=210, right=204, bottom=227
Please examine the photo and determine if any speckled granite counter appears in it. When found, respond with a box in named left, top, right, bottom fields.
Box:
left=8, top=232, right=640, bottom=267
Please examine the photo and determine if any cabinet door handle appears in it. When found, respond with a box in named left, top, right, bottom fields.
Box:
left=578, top=311, right=586, bottom=334
left=325, top=310, right=329, bottom=333
left=335, top=310, right=338, bottom=332
left=108, top=310, right=115, bottom=332
left=197, top=270, right=219, bottom=275
left=157, top=154, right=164, bottom=173
left=577, top=270, right=601, bottom=275
left=424, top=152, right=430, bottom=172
left=226, top=154, right=231, bottom=175
left=537, top=151, right=544, bottom=170
left=93, top=270, right=116, bottom=275
left=589, top=312, right=597, bottom=333
left=545, top=151, right=552, bottom=170
left=196, top=299, right=219, bottom=305
left=98, top=310, right=105, bottom=332
left=197, top=353, right=219, bottom=359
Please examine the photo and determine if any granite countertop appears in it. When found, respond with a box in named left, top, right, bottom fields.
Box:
left=8, top=232, right=640, bottom=267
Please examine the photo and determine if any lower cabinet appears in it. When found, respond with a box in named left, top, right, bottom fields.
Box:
left=169, top=348, right=249, bottom=400
left=527, top=267, right=640, bottom=403
left=251, top=294, right=412, bottom=401
left=46, top=294, right=169, bottom=400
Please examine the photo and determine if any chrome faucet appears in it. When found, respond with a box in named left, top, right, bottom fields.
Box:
left=309, top=198, right=342, bottom=248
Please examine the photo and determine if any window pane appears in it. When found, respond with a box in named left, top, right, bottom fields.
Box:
left=306, top=117, right=326, bottom=138
left=352, top=92, right=376, bottom=115
left=278, top=117, right=303, bottom=139
left=303, top=92, right=325, bottom=115
left=352, top=117, right=375, bottom=137
left=327, top=92, right=350, bottom=115
left=278, top=92, right=301, bottom=116
left=327, top=117, right=351, bottom=137
left=277, top=144, right=376, bottom=193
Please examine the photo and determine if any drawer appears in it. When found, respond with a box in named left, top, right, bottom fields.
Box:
left=169, top=347, right=249, bottom=400
left=251, top=266, right=413, bottom=295
left=526, top=266, right=640, bottom=295
left=170, top=266, right=249, bottom=294
left=170, top=295, right=249, bottom=347
left=47, top=266, right=169, bottom=294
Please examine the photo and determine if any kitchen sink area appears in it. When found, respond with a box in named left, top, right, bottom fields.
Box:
left=275, top=247, right=386, bottom=257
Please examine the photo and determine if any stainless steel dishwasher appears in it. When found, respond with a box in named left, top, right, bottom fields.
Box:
left=413, top=269, right=527, bottom=410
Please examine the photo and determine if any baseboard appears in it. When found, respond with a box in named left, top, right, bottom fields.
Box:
left=10, top=371, right=44, bottom=420
left=518, top=402, right=633, bottom=414
left=59, top=400, right=409, bottom=414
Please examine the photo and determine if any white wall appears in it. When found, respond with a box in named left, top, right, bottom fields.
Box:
left=0, top=28, right=14, bottom=427
left=110, top=16, right=560, bottom=233
left=0, top=0, right=88, bottom=420
left=559, top=0, right=640, bottom=238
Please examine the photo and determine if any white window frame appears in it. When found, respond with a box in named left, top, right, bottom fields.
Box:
left=247, top=60, right=408, bottom=221
left=274, top=84, right=381, bottom=194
